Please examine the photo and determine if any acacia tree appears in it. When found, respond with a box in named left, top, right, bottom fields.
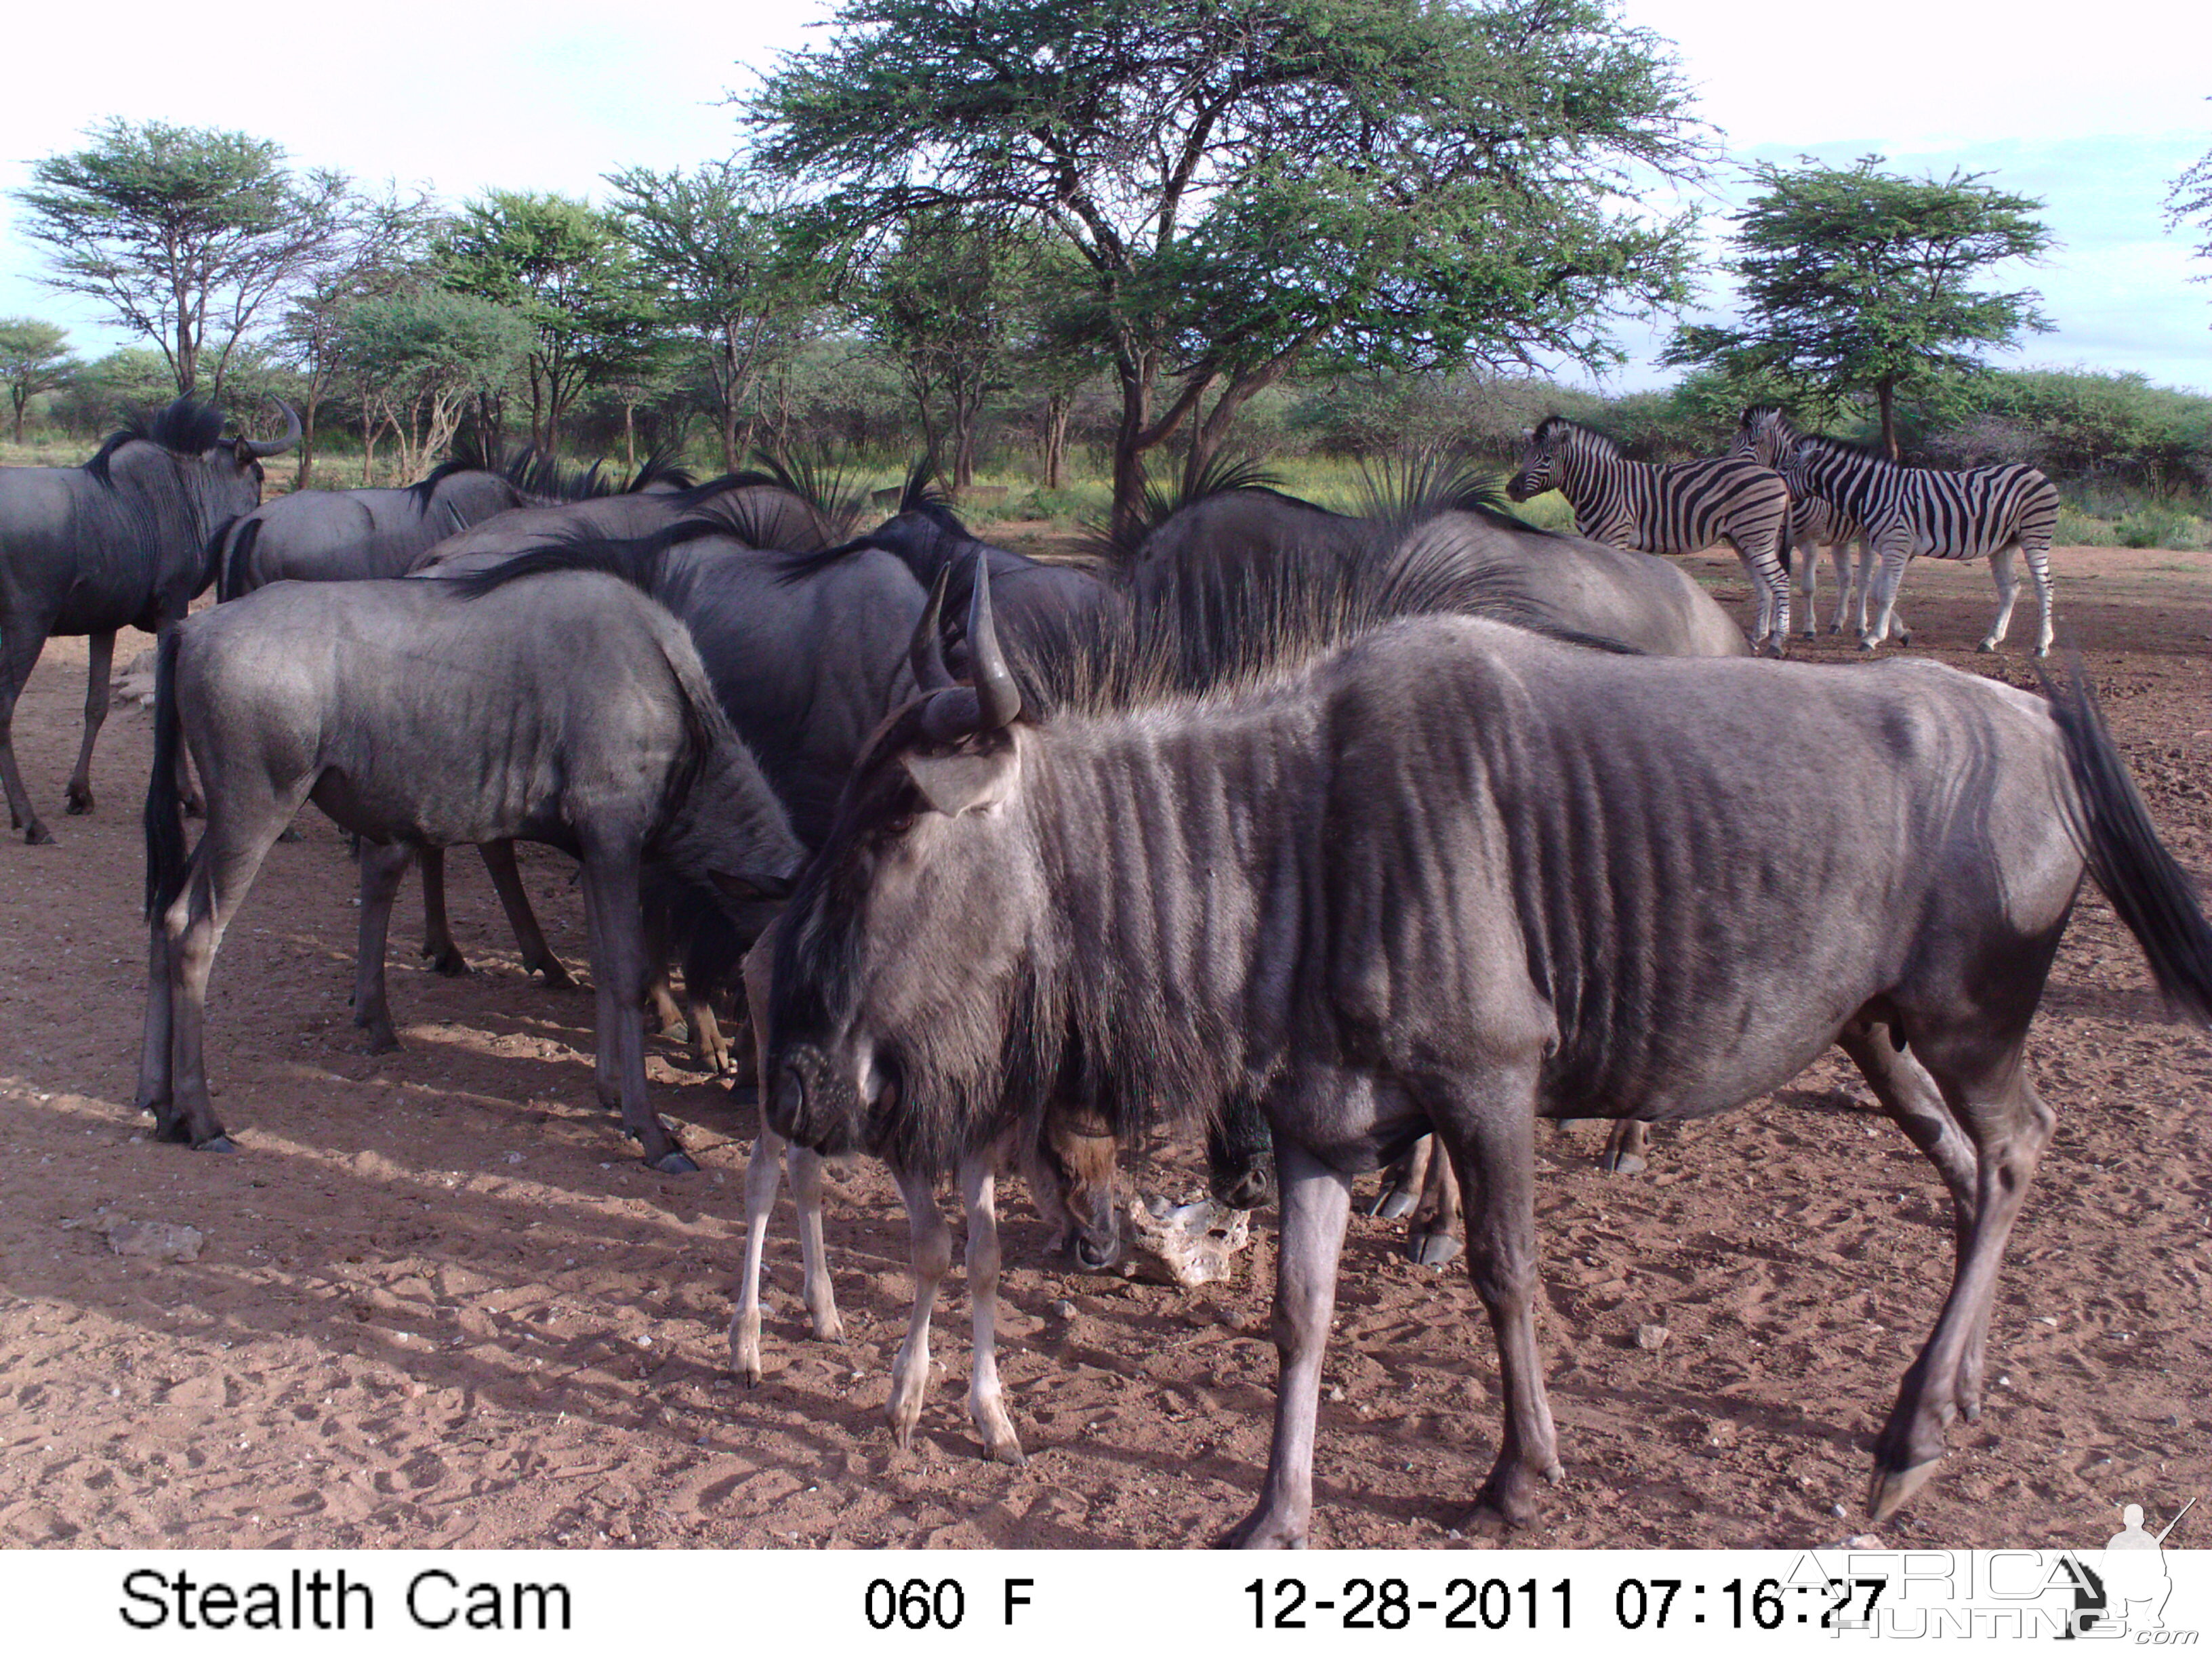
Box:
left=859, top=211, right=1043, bottom=489
left=337, top=289, right=532, bottom=481
left=605, top=161, right=825, bottom=470
left=277, top=184, right=440, bottom=486
left=750, top=0, right=1707, bottom=542
left=0, top=319, right=81, bottom=443
left=438, top=192, right=659, bottom=450
left=12, top=119, right=354, bottom=400
left=2169, top=123, right=2212, bottom=298
left=1664, top=155, right=2053, bottom=459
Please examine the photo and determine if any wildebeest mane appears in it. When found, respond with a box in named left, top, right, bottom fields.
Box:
left=85, top=398, right=229, bottom=485
left=444, top=517, right=730, bottom=601
left=745, top=447, right=869, bottom=538
left=773, top=496, right=977, bottom=587
left=1009, top=521, right=1629, bottom=722
left=405, top=455, right=485, bottom=506
left=1085, top=451, right=1283, bottom=565
left=1355, top=450, right=1551, bottom=539
left=627, top=446, right=697, bottom=493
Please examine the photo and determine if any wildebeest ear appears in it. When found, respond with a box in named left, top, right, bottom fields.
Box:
left=710, top=870, right=794, bottom=904
left=904, top=741, right=1018, bottom=817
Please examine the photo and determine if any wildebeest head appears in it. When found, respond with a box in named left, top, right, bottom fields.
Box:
left=761, top=556, right=1042, bottom=1165
left=1504, top=416, right=1566, bottom=502
left=95, top=396, right=296, bottom=517
left=1020, top=1106, right=1123, bottom=1271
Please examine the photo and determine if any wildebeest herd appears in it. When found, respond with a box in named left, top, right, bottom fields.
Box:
left=3, top=396, right=2206, bottom=1547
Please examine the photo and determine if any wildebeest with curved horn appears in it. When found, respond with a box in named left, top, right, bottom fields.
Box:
left=133, top=569, right=803, bottom=1172
left=754, top=527, right=2212, bottom=1542
left=0, top=396, right=294, bottom=842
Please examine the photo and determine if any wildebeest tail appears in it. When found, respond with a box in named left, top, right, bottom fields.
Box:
left=217, top=516, right=261, bottom=602
left=144, top=629, right=188, bottom=921
left=2045, top=662, right=2212, bottom=1029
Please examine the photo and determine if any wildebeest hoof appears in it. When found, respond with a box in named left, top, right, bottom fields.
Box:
left=1223, top=1506, right=1307, bottom=1549
left=1372, top=1188, right=1418, bottom=1221
left=533, top=960, right=575, bottom=989
left=65, top=789, right=93, bottom=815
left=276, top=825, right=303, bottom=843
left=1866, top=1458, right=1941, bottom=1521
left=193, top=1134, right=238, bottom=1153
left=648, top=1149, right=699, bottom=1175
left=1600, top=1152, right=1647, bottom=1176
left=1408, top=1231, right=1463, bottom=1268
left=24, top=821, right=54, bottom=845
left=358, top=1024, right=400, bottom=1055
left=422, top=946, right=470, bottom=977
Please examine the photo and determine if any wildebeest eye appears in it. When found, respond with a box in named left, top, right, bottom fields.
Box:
left=879, top=812, right=917, bottom=840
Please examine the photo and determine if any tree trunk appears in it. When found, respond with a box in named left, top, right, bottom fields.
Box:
left=1041, top=392, right=1070, bottom=491
left=296, top=384, right=323, bottom=491
left=624, top=401, right=637, bottom=471
left=1878, top=380, right=1900, bottom=462
left=10, top=392, right=24, bottom=446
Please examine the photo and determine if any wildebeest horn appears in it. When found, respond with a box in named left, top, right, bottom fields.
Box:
left=966, top=554, right=1021, bottom=731
left=909, top=565, right=954, bottom=692
left=241, top=398, right=302, bottom=457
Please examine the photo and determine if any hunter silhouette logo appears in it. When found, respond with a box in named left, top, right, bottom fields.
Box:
left=2056, top=1496, right=2195, bottom=1640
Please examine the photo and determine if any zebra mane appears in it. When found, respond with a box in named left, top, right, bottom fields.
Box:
left=1534, top=414, right=1621, bottom=455
left=1797, top=430, right=1906, bottom=467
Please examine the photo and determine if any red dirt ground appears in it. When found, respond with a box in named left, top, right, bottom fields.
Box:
left=1, top=542, right=2208, bottom=1550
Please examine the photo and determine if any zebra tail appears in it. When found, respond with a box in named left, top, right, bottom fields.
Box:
left=2045, top=663, right=2212, bottom=1029
left=144, top=629, right=188, bottom=922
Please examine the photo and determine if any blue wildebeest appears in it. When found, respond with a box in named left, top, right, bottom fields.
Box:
left=133, top=569, right=803, bottom=1172
left=0, top=397, right=295, bottom=842
left=752, top=541, right=2212, bottom=1542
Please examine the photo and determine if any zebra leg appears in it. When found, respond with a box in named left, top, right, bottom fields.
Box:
left=1862, top=538, right=1913, bottom=651
left=1826, top=539, right=1852, bottom=634
left=2026, top=543, right=2055, bottom=658
left=1793, top=539, right=1820, bottom=637
left=1979, top=546, right=2021, bottom=653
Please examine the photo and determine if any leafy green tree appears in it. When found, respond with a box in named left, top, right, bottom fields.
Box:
left=438, top=192, right=659, bottom=450
left=605, top=161, right=825, bottom=470
left=1664, top=155, right=2053, bottom=459
left=0, top=319, right=82, bottom=443
left=12, top=118, right=354, bottom=400
left=276, top=184, right=441, bottom=486
left=337, top=289, right=533, bottom=480
left=859, top=211, right=1044, bottom=489
left=49, top=347, right=178, bottom=434
left=750, top=0, right=1707, bottom=541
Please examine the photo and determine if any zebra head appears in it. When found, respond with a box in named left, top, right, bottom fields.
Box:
left=1505, top=416, right=1570, bottom=501
left=1733, top=406, right=1801, bottom=474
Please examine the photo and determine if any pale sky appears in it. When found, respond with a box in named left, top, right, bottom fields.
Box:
left=1, top=0, right=2207, bottom=392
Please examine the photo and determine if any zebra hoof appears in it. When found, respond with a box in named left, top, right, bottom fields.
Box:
left=1976, top=639, right=1998, bottom=653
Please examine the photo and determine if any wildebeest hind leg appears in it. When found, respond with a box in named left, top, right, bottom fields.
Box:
left=1406, top=1143, right=1464, bottom=1266
left=161, top=804, right=300, bottom=1149
left=417, top=846, right=468, bottom=976
left=960, top=1151, right=1025, bottom=1464
left=480, top=840, right=569, bottom=985
left=1370, top=1134, right=1429, bottom=1220
left=579, top=855, right=693, bottom=1172
left=1866, top=1051, right=2053, bottom=1522
left=1600, top=1119, right=1649, bottom=1174
left=1441, top=1093, right=1562, bottom=1528
left=64, top=630, right=113, bottom=815
left=1227, top=1138, right=1352, bottom=1548
left=353, top=842, right=413, bottom=1052
left=888, top=1166, right=954, bottom=1452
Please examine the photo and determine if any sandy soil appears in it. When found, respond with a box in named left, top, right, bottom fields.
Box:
left=1, top=543, right=2209, bottom=1551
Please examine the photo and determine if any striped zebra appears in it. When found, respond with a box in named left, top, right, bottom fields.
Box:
left=1507, top=415, right=1793, bottom=653
left=1784, top=494, right=1908, bottom=643
left=1734, top=407, right=2060, bottom=655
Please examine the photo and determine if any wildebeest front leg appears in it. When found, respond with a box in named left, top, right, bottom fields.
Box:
left=888, top=1166, right=953, bottom=1452
left=1866, top=1049, right=2054, bottom=1522
left=579, top=855, right=694, bottom=1173
left=0, top=626, right=52, bottom=842
left=63, top=630, right=114, bottom=815
left=1443, top=1093, right=1562, bottom=1528
left=416, top=846, right=468, bottom=976
left=729, top=1125, right=844, bottom=1384
left=479, top=840, right=569, bottom=985
left=131, top=925, right=177, bottom=1128
left=353, top=841, right=413, bottom=1052
left=1228, top=1139, right=1352, bottom=1548
left=960, top=1153, right=1025, bottom=1465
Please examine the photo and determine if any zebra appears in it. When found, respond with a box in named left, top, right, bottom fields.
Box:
left=1734, top=406, right=2060, bottom=655
left=1784, top=493, right=1904, bottom=643
left=1506, top=415, right=1793, bottom=653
